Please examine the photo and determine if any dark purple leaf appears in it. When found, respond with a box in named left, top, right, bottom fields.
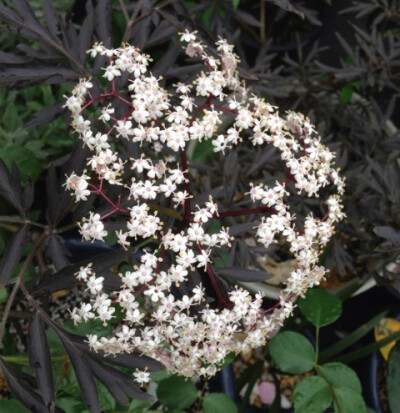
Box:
left=13, top=0, right=49, bottom=36
left=95, top=0, right=113, bottom=47
left=130, top=0, right=152, bottom=49
left=61, top=341, right=100, bottom=413
left=45, top=235, right=71, bottom=271
left=32, top=248, right=134, bottom=294
left=0, top=51, right=31, bottom=64
left=63, top=142, right=91, bottom=177
left=10, top=163, right=22, bottom=197
left=0, top=66, right=80, bottom=87
left=24, top=103, right=64, bottom=129
left=0, top=358, right=47, bottom=413
left=216, top=266, right=272, bottom=282
left=28, top=312, right=55, bottom=411
left=228, top=222, right=255, bottom=237
left=0, top=158, right=24, bottom=215
left=45, top=165, right=60, bottom=225
left=235, top=10, right=263, bottom=28
left=146, top=23, right=177, bottom=49
left=89, top=347, right=164, bottom=371
left=87, top=358, right=151, bottom=404
left=17, top=44, right=59, bottom=60
left=47, top=323, right=159, bottom=411
left=152, top=43, right=179, bottom=77
left=43, top=0, right=63, bottom=43
left=78, top=3, right=94, bottom=63
left=0, top=224, right=28, bottom=287
left=374, top=226, right=400, bottom=245
left=22, top=176, right=34, bottom=211
left=267, top=0, right=305, bottom=19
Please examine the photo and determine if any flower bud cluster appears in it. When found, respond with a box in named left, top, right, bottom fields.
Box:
left=64, top=31, right=345, bottom=379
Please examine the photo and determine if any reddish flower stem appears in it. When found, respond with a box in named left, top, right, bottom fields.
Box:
left=81, top=93, right=113, bottom=112
left=260, top=293, right=294, bottom=316
left=212, top=104, right=237, bottom=114
left=89, top=183, right=130, bottom=218
left=189, top=95, right=214, bottom=127
left=114, top=93, right=134, bottom=107
left=195, top=243, right=231, bottom=308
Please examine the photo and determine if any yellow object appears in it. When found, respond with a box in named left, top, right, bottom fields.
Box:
left=374, top=318, right=400, bottom=360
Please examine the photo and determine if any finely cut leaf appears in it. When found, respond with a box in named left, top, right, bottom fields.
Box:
left=28, top=312, right=55, bottom=411
left=0, top=358, right=47, bottom=413
left=0, top=224, right=28, bottom=287
left=0, top=158, right=24, bottom=215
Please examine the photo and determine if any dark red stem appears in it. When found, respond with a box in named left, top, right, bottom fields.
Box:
left=195, top=243, right=231, bottom=308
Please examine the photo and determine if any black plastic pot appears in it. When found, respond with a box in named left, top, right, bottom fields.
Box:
left=368, top=351, right=384, bottom=413
left=318, top=286, right=400, bottom=412
left=213, top=298, right=315, bottom=413
left=364, top=309, right=400, bottom=413
left=217, top=362, right=295, bottom=413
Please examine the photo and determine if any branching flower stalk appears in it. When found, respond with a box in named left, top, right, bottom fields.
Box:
left=64, top=31, right=345, bottom=380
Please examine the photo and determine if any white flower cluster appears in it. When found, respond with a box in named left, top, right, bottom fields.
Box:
left=64, top=31, right=345, bottom=379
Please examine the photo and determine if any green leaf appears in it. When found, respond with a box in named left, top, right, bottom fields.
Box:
left=0, top=145, right=41, bottom=183
left=333, top=388, right=367, bottom=413
left=200, top=6, right=214, bottom=28
left=203, top=393, right=238, bottom=413
left=220, top=351, right=236, bottom=367
left=232, top=0, right=240, bottom=9
left=181, top=0, right=197, bottom=10
left=298, top=288, right=342, bottom=328
left=46, top=328, right=66, bottom=356
left=156, top=375, right=198, bottom=409
left=191, top=139, right=217, bottom=163
left=319, top=311, right=387, bottom=363
left=208, top=219, right=222, bottom=234
left=340, top=85, right=354, bottom=104
left=387, top=342, right=400, bottom=412
left=317, top=363, right=361, bottom=393
left=269, top=331, right=315, bottom=374
left=2, top=103, right=21, bottom=131
left=0, top=287, right=8, bottom=303
left=129, top=399, right=154, bottom=412
left=98, top=382, right=116, bottom=411
left=56, top=398, right=85, bottom=413
left=0, top=399, right=30, bottom=413
left=150, top=370, right=170, bottom=382
left=63, top=318, right=112, bottom=338
left=293, top=376, right=333, bottom=413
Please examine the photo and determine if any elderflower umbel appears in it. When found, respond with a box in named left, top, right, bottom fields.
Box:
left=64, top=31, right=345, bottom=380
